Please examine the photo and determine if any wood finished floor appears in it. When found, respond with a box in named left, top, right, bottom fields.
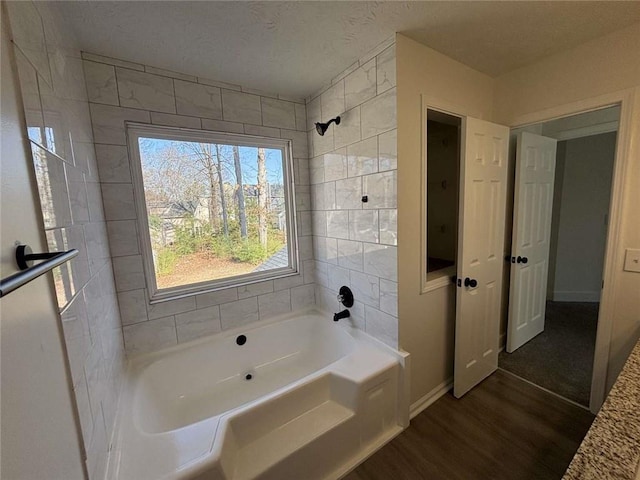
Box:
left=344, top=370, right=594, bottom=480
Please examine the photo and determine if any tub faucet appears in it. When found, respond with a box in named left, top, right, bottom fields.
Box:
left=333, top=309, right=350, bottom=322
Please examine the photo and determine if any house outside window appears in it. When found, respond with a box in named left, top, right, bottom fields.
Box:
left=127, top=124, right=298, bottom=302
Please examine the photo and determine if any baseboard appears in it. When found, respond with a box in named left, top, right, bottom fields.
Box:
left=553, top=291, right=600, bottom=302
left=409, top=378, right=453, bottom=419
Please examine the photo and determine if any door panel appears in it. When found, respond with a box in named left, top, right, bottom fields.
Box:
left=454, top=117, right=510, bottom=398
left=506, top=132, right=558, bottom=353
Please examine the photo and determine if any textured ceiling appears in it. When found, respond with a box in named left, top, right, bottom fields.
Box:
left=56, top=1, right=640, bottom=99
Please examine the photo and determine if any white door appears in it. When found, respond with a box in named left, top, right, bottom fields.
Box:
left=506, top=132, right=557, bottom=353
left=454, top=117, right=510, bottom=398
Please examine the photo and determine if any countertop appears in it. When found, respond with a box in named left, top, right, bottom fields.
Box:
left=564, top=339, right=640, bottom=480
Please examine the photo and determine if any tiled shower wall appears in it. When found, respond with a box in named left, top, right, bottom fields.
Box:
left=6, top=2, right=126, bottom=478
left=82, top=52, right=314, bottom=355
left=307, top=38, right=399, bottom=348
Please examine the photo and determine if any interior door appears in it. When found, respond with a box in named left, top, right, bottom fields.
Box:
left=506, top=132, right=557, bottom=352
left=454, top=117, right=509, bottom=398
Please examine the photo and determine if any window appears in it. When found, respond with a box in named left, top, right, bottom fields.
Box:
left=426, top=109, right=461, bottom=281
left=128, top=124, right=298, bottom=301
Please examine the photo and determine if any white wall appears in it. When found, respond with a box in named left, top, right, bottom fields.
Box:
left=81, top=52, right=314, bottom=356
left=1, top=4, right=85, bottom=478
left=396, top=33, right=495, bottom=406
left=5, top=2, right=127, bottom=477
left=551, top=133, right=616, bottom=302
left=306, top=39, right=399, bottom=348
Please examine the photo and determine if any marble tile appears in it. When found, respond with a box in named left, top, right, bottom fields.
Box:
left=293, top=159, right=310, bottom=187
left=376, top=44, right=396, bottom=94
left=298, top=235, right=313, bottom=261
left=310, top=156, right=324, bottom=185
left=311, top=126, right=334, bottom=156
left=345, top=59, right=377, bottom=110
left=296, top=186, right=311, bottom=212
left=65, top=225, right=91, bottom=289
left=311, top=184, right=325, bottom=210
left=258, top=289, right=291, bottom=318
left=314, top=285, right=336, bottom=314
left=364, top=243, right=397, bottom=282
left=291, top=284, right=315, bottom=311
left=61, top=291, right=90, bottom=342
left=306, top=96, right=321, bottom=131
left=89, top=103, right=150, bottom=145
left=150, top=112, right=201, bottom=129
left=379, top=279, right=398, bottom=317
left=298, top=211, right=312, bottom=236
left=337, top=239, right=364, bottom=272
left=101, top=183, right=136, bottom=221
left=334, top=106, right=361, bottom=150
left=46, top=230, right=75, bottom=308
left=238, top=281, right=274, bottom=299
left=363, top=170, right=397, bottom=209
left=335, top=176, right=363, bottom=210
left=147, top=296, right=196, bottom=320
left=45, top=51, right=87, bottom=102
left=83, top=222, right=110, bottom=275
left=365, top=306, right=397, bottom=348
left=123, top=316, right=177, bottom=356
left=81, top=52, right=144, bottom=71
left=65, top=165, right=90, bottom=224
left=321, top=81, right=345, bottom=120
left=13, top=50, right=45, bottom=143
left=197, top=77, right=241, bottom=91
left=145, top=66, right=196, bottom=83
left=303, top=259, right=315, bottom=285
left=349, top=271, right=380, bottom=308
left=361, top=87, right=397, bottom=139
left=176, top=306, right=222, bottom=343
left=273, top=274, right=304, bottom=292
left=347, top=136, right=378, bottom=177
left=107, top=220, right=139, bottom=257
left=116, top=68, right=175, bottom=113
left=39, top=94, right=73, bottom=160
left=6, top=1, right=52, bottom=85
left=73, top=376, right=93, bottom=450
left=220, top=298, right=259, bottom=330
left=201, top=118, right=245, bottom=134
left=346, top=300, right=366, bottom=331
left=95, top=144, right=131, bottom=183
left=112, top=255, right=145, bottom=292
left=326, top=237, right=338, bottom=265
left=174, top=80, right=222, bottom=119
left=244, top=124, right=279, bottom=138
left=328, top=265, right=350, bottom=291
left=221, top=89, right=262, bottom=125
left=86, top=181, right=105, bottom=223
left=349, top=210, right=379, bottom=243
left=313, top=260, right=328, bottom=288
left=324, top=149, right=348, bottom=182
left=31, top=144, right=72, bottom=228
left=261, top=97, right=296, bottom=130
left=379, top=209, right=398, bottom=246
left=294, top=103, right=307, bottom=132
left=378, top=128, right=397, bottom=171
left=280, top=129, right=308, bottom=159
left=195, top=288, right=238, bottom=308
left=326, top=210, right=349, bottom=240
left=117, top=289, right=148, bottom=326
left=312, top=211, right=327, bottom=237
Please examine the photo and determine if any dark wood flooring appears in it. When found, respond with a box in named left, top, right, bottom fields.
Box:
left=344, top=370, right=594, bottom=480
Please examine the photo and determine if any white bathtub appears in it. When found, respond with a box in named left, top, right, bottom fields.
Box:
left=108, top=310, right=408, bottom=480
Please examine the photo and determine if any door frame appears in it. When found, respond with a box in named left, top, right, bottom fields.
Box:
left=506, top=89, right=635, bottom=413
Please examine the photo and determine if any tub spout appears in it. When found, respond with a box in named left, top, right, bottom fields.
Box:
left=333, top=309, right=350, bottom=322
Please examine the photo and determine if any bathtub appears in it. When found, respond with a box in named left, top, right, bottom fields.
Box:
left=107, top=310, right=409, bottom=480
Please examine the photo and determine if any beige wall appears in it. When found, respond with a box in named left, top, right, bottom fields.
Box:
left=398, top=23, right=640, bottom=406
left=493, top=22, right=640, bottom=394
left=0, top=6, right=85, bottom=478
left=396, top=34, right=494, bottom=404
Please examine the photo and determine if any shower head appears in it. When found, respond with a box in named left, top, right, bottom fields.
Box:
left=315, top=116, right=341, bottom=136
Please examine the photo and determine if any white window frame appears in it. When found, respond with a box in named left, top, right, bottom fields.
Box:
left=127, top=123, right=299, bottom=303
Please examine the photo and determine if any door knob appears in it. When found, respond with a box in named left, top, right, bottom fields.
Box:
left=464, top=277, right=478, bottom=288
left=517, top=256, right=528, bottom=264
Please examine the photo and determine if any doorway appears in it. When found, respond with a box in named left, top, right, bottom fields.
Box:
left=499, top=106, right=620, bottom=407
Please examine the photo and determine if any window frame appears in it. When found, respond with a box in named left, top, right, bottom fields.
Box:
left=127, top=123, right=299, bottom=303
